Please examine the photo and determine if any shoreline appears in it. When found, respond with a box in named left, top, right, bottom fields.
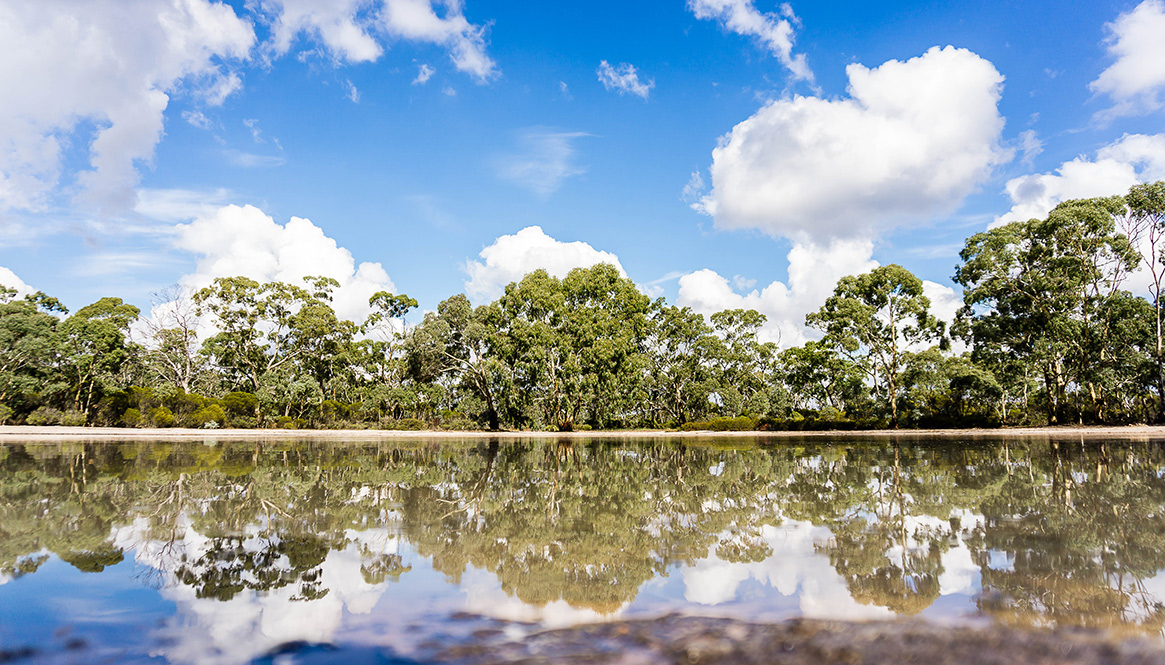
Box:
left=3, top=423, right=1165, bottom=442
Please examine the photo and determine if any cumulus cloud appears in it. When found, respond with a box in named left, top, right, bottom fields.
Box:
left=463, top=226, right=626, bottom=303
left=258, top=0, right=496, bottom=80
left=1090, top=0, right=1165, bottom=119
left=994, top=132, right=1165, bottom=226
left=693, top=46, right=1010, bottom=244
left=0, top=266, right=34, bottom=298
left=496, top=128, right=590, bottom=197
left=0, top=0, right=255, bottom=213
left=677, top=238, right=879, bottom=346
left=174, top=204, right=396, bottom=325
left=380, top=0, right=498, bottom=81
left=688, top=0, right=812, bottom=82
left=596, top=61, right=654, bottom=99
left=260, top=0, right=384, bottom=63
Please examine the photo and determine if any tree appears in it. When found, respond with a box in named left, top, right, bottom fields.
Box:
left=644, top=305, right=717, bottom=424
left=140, top=286, right=206, bottom=393
left=406, top=294, right=507, bottom=430
left=807, top=265, right=943, bottom=426
left=57, top=297, right=140, bottom=415
left=193, top=276, right=350, bottom=398
left=955, top=197, right=1139, bottom=423
left=0, top=291, right=65, bottom=415
left=779, top=340, right=867, bottom=415
left=1118, top=181, right=1165, bottom=417
left=707, top=309, right=779, bottom=417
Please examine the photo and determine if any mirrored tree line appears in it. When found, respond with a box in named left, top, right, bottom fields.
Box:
left=3, top=438, right=1165, bottom=633
left=2, top=182, right=1164, bottom=430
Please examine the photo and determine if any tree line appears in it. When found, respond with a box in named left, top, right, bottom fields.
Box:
left=2, top=181, right=1163, bottom=431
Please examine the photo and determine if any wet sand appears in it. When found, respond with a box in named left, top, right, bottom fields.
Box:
left=2, top=423, right=1165, bottom=441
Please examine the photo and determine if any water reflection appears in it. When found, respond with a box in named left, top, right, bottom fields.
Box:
left=2, top=436, right=1165, bottom=662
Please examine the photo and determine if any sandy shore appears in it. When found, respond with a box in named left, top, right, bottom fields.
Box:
left=3, top=423, right=1165, bottom=442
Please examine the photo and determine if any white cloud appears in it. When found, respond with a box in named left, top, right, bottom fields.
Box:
left=693, top=46, right=1010, bottom=243
left=182, top=110, right=215, bottom=130
left=225, top=150, right=287, bottom=168
left=344, top=79, right=361, bottom=102
left=676, top=238, right=879, bottom=346
left=413, top=63, right=436, bottom=84
left=1090, top=0, right=1165, bottom=119
left=994, top=133, right=1165, bottom=226
left=0, top=0, right=255, bottom=213
left=463, top=226, right=626, bottom=303
left=174, top=204, right=396, bottom=325
left=681, top=171, right=706, bottom=204
left=688, top=0, right=812, bottom=82
left=496, top=128, right=589, bottom=198
left=442, top=85, right=457, bottom=97
left=0, top=266, right=34, bottom=298
left=380, top=0, right=498, bottom=82
left=135, top=188, right=236, bottom=224
left=1017, top=129, right=1042, bottom=167
left=596, top=61, right=654, bottom=99
left=260, top=0, right=384, bottom=64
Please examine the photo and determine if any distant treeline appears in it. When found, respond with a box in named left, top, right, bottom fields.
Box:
left=2, top=181, right=1164, bottom=431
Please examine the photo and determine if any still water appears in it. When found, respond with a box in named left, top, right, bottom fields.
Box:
left=1, top=435, right=1164, bottom=663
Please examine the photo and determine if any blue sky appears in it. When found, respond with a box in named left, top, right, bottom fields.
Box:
left=1, top=0, right=1163, bottom=344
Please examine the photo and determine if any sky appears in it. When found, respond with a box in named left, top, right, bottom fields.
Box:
left=1, top=0, right=1164, bottom=345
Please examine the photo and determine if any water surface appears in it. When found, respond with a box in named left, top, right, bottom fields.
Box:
left=2, top=435, right=1163, bottom=663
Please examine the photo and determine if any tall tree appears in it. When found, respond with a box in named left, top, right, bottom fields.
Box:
left=955, top=197, right=1138, bottom=423
left=57, top=297, right=140, bottom=414
left=807, top=265, right=943, bottom=426
left=1118, top=181, right=1165, bottom=416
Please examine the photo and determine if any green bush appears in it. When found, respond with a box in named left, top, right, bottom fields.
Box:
left=221, top=391, right=259, bottom=417
left=61, top=410, right=87, bottom=427
left=148, top=407, right=175, bottom=428
left=677, top=416, right=757, bottom=432
left=190, top=404, right=227, bottom=429
left=380, top=417, right=426, bottom=431
left=121, top=408, right=142, bottom=428
left=26, top=407, right=64, bottom=426
left=0, top=404, right=12, bottom=425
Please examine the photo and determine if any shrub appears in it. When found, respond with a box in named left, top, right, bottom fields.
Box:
left=148, top=407, right=175, bottom=428
left=677, top=416, right=757, bottom=432
left=26, top=407, right=64, bottom=426
left=0, top=404, right=12, bottom=425
left=121, top=408, right=142, bottom=428
left=189, top=404, right=228, bottom=429
left=222, top=391, right=259, bottom=417
left=60, top=410, right=87, bottom=427
left=380, top=417, right=426, bottom=431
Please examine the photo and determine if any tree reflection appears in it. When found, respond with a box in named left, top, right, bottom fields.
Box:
left=1, top=437, right=1165, bottom=633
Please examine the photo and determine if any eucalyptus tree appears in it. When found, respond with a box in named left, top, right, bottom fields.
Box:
left=56, top=297, right=141, bottom=415
left=405, top=293, right=507, bottom=429
left=0, top=289, right=66, bottom=417
left=778, top=340, right=868, bottom=415
left=560, top=264, right=654, bottom=427
left=707, top=309, right=779, bottom=416
left=807, top=264, right=943, bottom=426
left=139, top=286, right=206, bottom=394
left=1117, top=181, right=1165, bottom=413
left=644, top=304, right=717, bottom=424
left=955, top=197, right=1139, bottom=423
left=193, top=276, right=352, bottom=397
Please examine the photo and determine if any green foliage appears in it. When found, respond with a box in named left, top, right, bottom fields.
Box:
left=10, top=183, right=1165, bottom=431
